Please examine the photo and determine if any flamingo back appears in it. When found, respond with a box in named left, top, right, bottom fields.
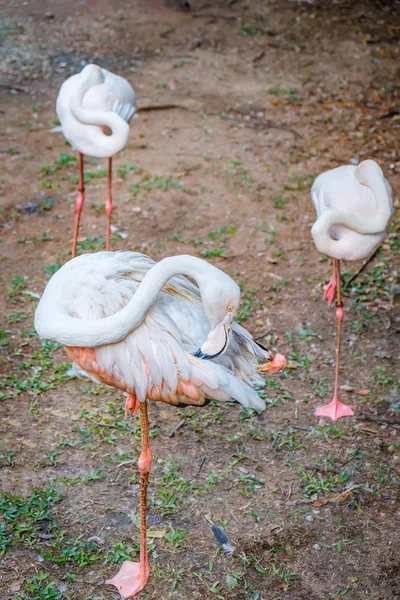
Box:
left=312, top=165, right=378, bottom=218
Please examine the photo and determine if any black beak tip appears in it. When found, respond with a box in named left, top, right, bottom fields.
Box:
left=194, top=348, right=213, bottom=360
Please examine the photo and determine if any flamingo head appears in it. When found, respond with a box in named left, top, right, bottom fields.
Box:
left=194, top=276, right=241, bottom=360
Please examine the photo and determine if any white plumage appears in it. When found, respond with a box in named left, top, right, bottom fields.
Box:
left=54, top=64, right=136, bottom=256
left=311, top=160, right=393, bottom=261
left=56, top=64, right=136, bottom=158
left=35, top=252, right=286, bottom=412
left=310, top=159, right=394, bottom=421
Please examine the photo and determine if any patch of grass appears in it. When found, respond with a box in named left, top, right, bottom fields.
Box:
left=201, top=248, right=227, bottom=259
left=164, top=523, right=188, bottom=550
left=208, top=225, right=236, bottom=241
left=76, top=236, right=106, bottom=253
left=39, top=152, right=77, bottom=176
left=117, top=163, right=142, bottom=179
left=0, top=339, right=69, bottom=402
left=270, top=428, right=305, bottom=453
left=152, top=457, right=194, bottom=516
left=71, top=168, right=108, bottom=184
left=11, top=572, right=65, bottom=600
left=130, top=173, right=189, bottom=197
left=57, top=469, right=105, bottom=486
left=103, top=541, right=139, bottom=565
left=45, top=263, right=62, bottom=275
left=272, top=191, right=286, bottom=209
left=43, top=537, right=103, bottom=567
left=5, top=275, right=27, bottom=302
left=0, top=485, right=62, bottom=549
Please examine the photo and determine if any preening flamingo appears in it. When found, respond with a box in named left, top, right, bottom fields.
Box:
left=311, top=159, right=393, bottom=421
left=56, top=64, right=136, bottom=256
left=34, top=251, right=286, bottom=598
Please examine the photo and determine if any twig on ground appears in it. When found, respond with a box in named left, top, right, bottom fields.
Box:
left=88, top=420, right=119, bottom=429
left=0, top=82, right=30, bottom=93
left=356, top=414, right=400, bottom=426
left=291, top=424, right=313, bottom=432
left=303, top=464, right=341, bottom=475
left=287, top=481, right=293, bottom=500
left=192, top=13, right=238, bottom=20
left=377, top=110, right=399, bottom=119
left=246, top=118, right=303, bottom=139
left=332, top=485, right=361, bottom=502
left=252, top=51, right=266, bottom=63
left=167, top=418, right=187, bottom=437
left=160, top=27, right=175, bottom=38
left=344, top=250, right=378, bottom=289
left=197, top=452, right=207, bottom=474
left=137, top=104, right=189, bottom=113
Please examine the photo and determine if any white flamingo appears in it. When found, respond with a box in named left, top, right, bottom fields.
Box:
left=56, top=64, right=136, bottom=256
left=34, top=251, right=286, bottom=598
left=311, top=159, right=394, bottom=421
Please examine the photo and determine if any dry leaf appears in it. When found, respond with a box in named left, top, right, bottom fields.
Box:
left=356, top=389, right=370, bottom=396
left=147, top=529, right=166, bottom=539
left=312, top=499, right=328, bottom=508
left=8, top=581, right=21, bottom=593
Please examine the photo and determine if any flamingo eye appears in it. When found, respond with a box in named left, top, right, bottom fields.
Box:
left=227, top=306, right=233, bottom=313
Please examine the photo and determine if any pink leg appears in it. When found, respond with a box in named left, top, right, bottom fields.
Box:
left=106, top=401, right=151, bottom=597
left=323, top=260, right=337, bottom=306
left=72, top=152, right=85, bottom=258
left=315, top=260, right=354, bottom=421
left=106, top=157, right=112, bottom=251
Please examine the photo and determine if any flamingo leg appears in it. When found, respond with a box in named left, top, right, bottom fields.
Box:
left=106, top=157, right=112, bottom=251
left=106, top=400, right=151, bottom=598
left=315, top=259, right=354, bottom=421
left=323, top=260, right=337, bottom=306
left=72, top=152, right=85, bottom=258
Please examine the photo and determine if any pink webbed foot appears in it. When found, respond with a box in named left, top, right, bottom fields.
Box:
left=315, top=396, right=354, bottom=422
left=106, top=560, right=150, bottom=598
left=323, top=275, right=337, bottom=307
left=257, top=353, right=287, bottom=374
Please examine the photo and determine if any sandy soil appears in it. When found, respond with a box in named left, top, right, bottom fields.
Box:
left=0, top=1, right=399, bottom=599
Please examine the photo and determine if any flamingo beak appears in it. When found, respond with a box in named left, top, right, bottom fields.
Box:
left=194, top=315, right=234, bottom=360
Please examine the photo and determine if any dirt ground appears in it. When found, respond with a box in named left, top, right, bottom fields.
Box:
left=0, top=1, right=399, bottom=599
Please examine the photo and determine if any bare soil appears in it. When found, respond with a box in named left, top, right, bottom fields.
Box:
left=0, top=1, right=399, bottom=599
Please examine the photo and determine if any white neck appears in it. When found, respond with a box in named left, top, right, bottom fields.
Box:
left=35, top=255, right=225, bottom=347
left=70, top=65, right=130, bottom=156
left=311, top=160, right=393, bottom=256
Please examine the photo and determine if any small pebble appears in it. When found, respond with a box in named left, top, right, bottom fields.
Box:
left=312, top=544, right=321, bottom=550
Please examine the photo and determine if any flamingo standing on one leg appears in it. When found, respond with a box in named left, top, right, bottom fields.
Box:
left=311, top=159, right=394, bottom=421
left=56, top=64, right=136, bottom=256
left=34, top=251, right=286, bottom=598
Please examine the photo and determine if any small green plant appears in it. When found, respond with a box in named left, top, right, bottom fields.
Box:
left=12, top=572, right=64, bottom=600
left=201, top=248, right=227, bottom=259
left=164, top=523, right=188, bottom=550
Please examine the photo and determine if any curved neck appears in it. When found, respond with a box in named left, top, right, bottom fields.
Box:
left=70, top=68, right=130, bottom=156
left=36, top=255, right=221, bottom=347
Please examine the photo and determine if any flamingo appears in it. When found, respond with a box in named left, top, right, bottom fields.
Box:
left=34, top=251, right=286, bottom=598
left=56, top=64, right=136, bottom=257
left=311, top=159, right=394, bottom=421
